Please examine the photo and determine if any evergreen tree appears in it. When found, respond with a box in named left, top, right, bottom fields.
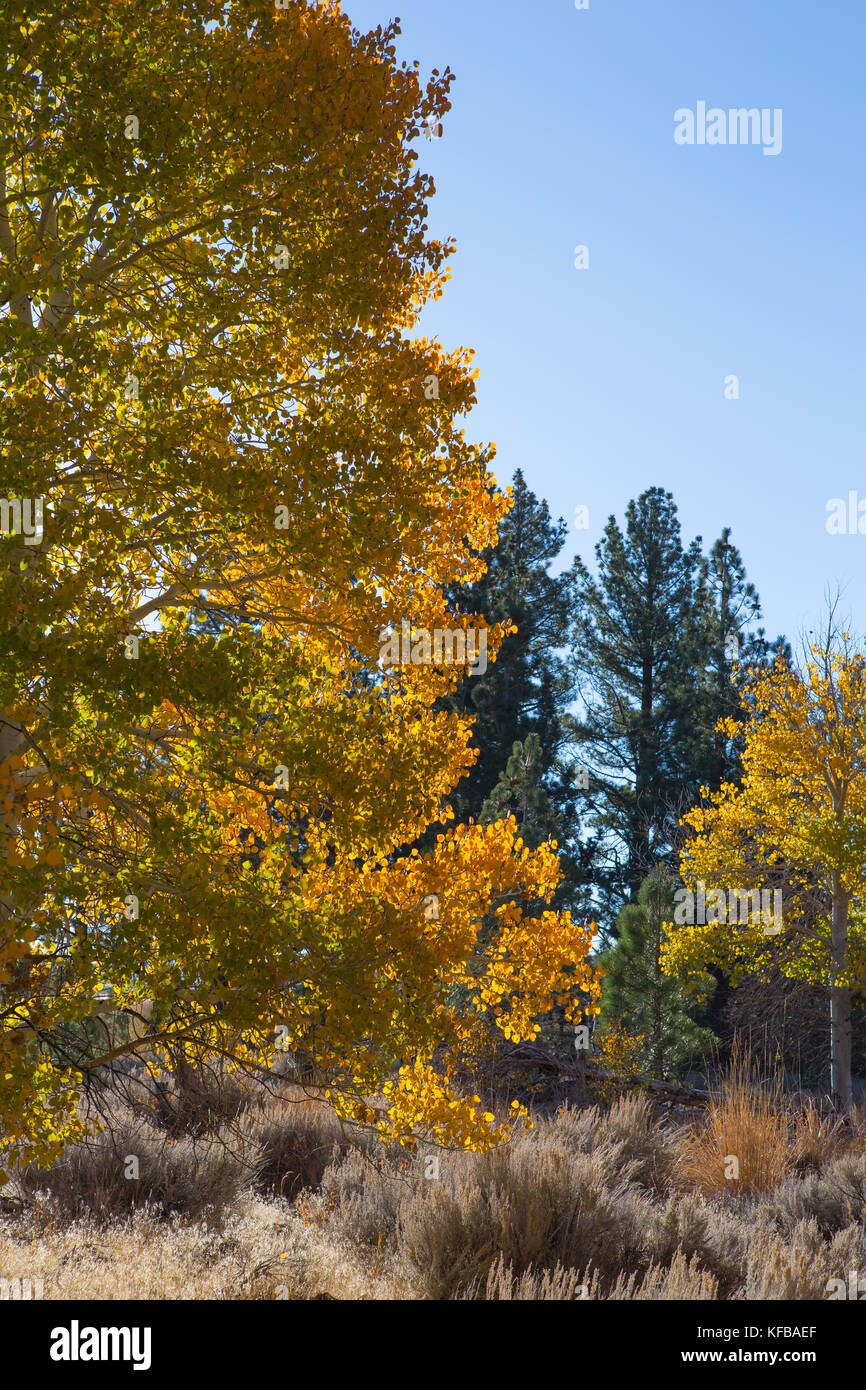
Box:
left=687, top=528, right=791, bottom=792
left=568, top=490, right=787, bottom=924
left=480, top=733, right=561, bottom=848
left=478, top=734, right=597, bottom=1052
left=568, top=487, right=704, bottom=913
left=600, top=864, right=716, bottom=1080
left=447, top=469, right=593, bottom=909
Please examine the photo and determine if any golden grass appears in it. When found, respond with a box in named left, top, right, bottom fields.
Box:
left=675, top=1040, right=846, bottom=1197
left=0, top=1195, right=405, bottom=1300
left=2, top=1058, right=864, bottom=1300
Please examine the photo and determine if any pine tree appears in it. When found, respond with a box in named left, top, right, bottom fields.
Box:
left=568, top=490, right=787, bottom=924
left=447, top=469, right=593, bottom=908
left=600, top=864, right=716, bottom=1080
left=687, top=528, right=791, bottom=791
left=568, top=487, right=704, bottom=913
left=448, top=470, right=573, bottom=804
left=478, top=734, right=597, bottom=1053
left=480, top=733, right=560, bottom=849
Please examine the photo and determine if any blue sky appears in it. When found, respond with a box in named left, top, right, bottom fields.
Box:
left=344, top=0, right=866, bottom=648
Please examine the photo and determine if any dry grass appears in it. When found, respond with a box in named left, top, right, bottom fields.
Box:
left=2, top=1059, right=865, bottom=1300
left=607, top=1250, right=721, bottom=1301
left=0, top=1196, right=398, bottom=1300
left=108, top=1060, right=264, bottom=1137
left=477, top=1254, right=593, bottom=1301
left=790, top=1098, right=849, bottom=1174
left=394, top=1140, right=645, bottom=1300
left=237, top=1090, right=376, bottom=1201
left=674, top=1041, right=843, bottom=1197
left=11, top=1107, right=261, bottom=1224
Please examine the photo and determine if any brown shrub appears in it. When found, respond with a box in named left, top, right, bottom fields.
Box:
left=312, top=1145, right=409, bottom=1248
left=607, top=1249, right=720, bottom=1300
left=769, top=1151, right=866, bottom=1236
left=551, top=1092, right=677, bottom=1192
left=112, top=1060, right=262, bottom=1137
left=4, top=1064, right=864, bottom=1300
left=12, top=1110, right=261, bottom=1223
left=237, top=1092, right=369, bottom=1201
left=643, top=1193, right=748, bottom=1296
left=743, top=1216, right=866, bottom=1300
left=395, top=1134, right=649, bottom=1300
left=477, top=1254, right=595, bottom=1301
left=676, top=1044, right=797, bottom=1197
left=789, top=1099, right=848, bottom=1175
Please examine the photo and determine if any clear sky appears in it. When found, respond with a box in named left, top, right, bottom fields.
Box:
left=344, top=0, right=866, bottom=648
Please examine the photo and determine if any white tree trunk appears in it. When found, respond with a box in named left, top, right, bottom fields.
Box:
left=829, top=877, right=852, bottom=1111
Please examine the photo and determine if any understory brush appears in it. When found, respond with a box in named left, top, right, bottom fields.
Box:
left=2, top=1067, right=865, bottom=1300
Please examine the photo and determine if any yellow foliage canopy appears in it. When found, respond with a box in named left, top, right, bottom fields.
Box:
left=662, top=644, right=866, bottom=995
left=0, top=2, right=600, bottom=1167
